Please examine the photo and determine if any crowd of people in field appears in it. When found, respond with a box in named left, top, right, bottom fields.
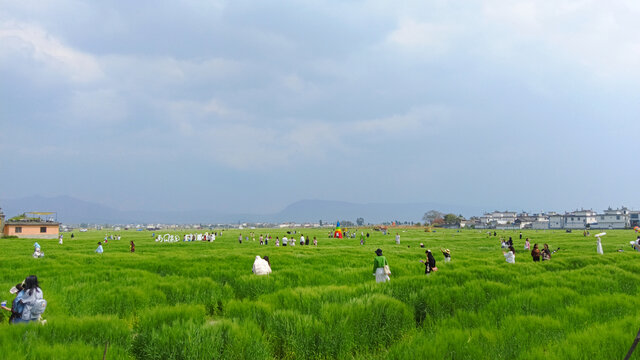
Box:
left=6, top=227, right=640, bottom=327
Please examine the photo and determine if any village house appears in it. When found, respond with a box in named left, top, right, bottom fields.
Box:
left=2, top=212, right=60, bottom=239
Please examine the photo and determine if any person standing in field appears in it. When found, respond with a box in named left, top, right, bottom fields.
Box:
left=524, top=238, right=530, bottom=250
left=313, top=237, right=317, bottom=246
left=531, top=244, right=540, bottom=262
left=596, top=237, right=604, bottom=254
left=542, top=244, right=552, bottom=260
left=58, top=234, right=63, bottom=245
left=373, top=249, right=390, bottom=283
left=440, top=248, right=451, bottom=262
left=519, top=232, right=523, bottom=240
left=282, top=236, right=287, bottom=246
left=238, top=234, right=242, bottom=244
left=503, top=246, right=515, bottom=264
left=95, top=242, right=103, bottom=254
left=395, top=233, right=400, bottom=245
left=420, top=250, right=437, bottom=275
left=130, top=241, right=135, bottom=253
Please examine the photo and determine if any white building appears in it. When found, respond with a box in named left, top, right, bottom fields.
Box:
left=548, top=214, right=564, bottom=229
left=531, top=219, right=550, bottom=229
left=591, top=207, right=630, bottom=229
left=480, top=211, right=517, bottom=228
left=563, top=210, right=598, bottom=229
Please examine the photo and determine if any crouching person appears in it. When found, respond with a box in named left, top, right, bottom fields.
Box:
left=14, top=275, right=47, bottom=324
left=252, top=256, right=272, bottom=276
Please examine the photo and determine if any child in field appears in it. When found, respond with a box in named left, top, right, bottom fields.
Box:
left=531, top=244, right=540, bottom=262
left=313, top=237, right=317, bottom=246
left=238, top=234, right=242, bottom=244
left=95, top=242, right=103, bottom=254
left=282, top=237, right=287, bottom=246
left=503, top=246, right=515, bottom=264
left=524, top=238, right=530, bottom=250
left=395, top=233, right=400, bottom=245
left=130, top=241, right=135, bottom=253
left=58, top=234, right=63, bottom=245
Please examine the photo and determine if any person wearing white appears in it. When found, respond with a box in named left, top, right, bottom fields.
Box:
left=282, top=237, right=288, bottom=246
left=252, top=256, right=272, bottom=275
left=395, top=234, right=400, bottom=245
left=596, top=237, right=603, bottom=254
left=58, top=235, right=63, bottom=245
left=503, top=246, right=515, bottom=264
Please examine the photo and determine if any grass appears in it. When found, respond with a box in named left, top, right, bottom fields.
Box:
left=0, top=228, right=639, bottom=359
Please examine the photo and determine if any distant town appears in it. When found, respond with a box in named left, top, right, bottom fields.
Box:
left=1, top=205, right=639, bottom=239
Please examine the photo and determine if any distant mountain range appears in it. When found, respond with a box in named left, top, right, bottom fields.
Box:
left=0, top=195, right=483, bottom=224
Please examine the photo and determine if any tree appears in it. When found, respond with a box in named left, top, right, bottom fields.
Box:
left=422, top=210, right=444, bottom=225
left=356, top=217, right=365, bottom=226
left=444, top=213, right=461, bottom=225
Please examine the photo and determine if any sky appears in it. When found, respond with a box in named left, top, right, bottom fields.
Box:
left=1, top=0, right=639, bottom=215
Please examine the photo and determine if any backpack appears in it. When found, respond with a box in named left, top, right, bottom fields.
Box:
left=30, top=299, right=47, bottom=318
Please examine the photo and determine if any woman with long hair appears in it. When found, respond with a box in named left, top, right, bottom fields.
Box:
left=15, top=275, right=44, bottom=323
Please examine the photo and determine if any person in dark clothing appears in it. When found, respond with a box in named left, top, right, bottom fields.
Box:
left=1, top=283, right=24, bottom=323
left=531, top=244, right=541, bottom=262
left=420, top=250, right=437, bottom=275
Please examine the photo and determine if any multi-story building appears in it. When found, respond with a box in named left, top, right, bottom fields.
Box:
left=479, top=211, right=517, bottom=228
left=591, top=207, right=630, bottom=229
left=563, top=210, right=598, bottom=229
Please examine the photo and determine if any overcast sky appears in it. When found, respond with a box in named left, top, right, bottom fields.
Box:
left=1, top=1, right=639, bottom=214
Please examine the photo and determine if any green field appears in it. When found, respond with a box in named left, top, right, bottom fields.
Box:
left=1, top=228, right=639, bottom=359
